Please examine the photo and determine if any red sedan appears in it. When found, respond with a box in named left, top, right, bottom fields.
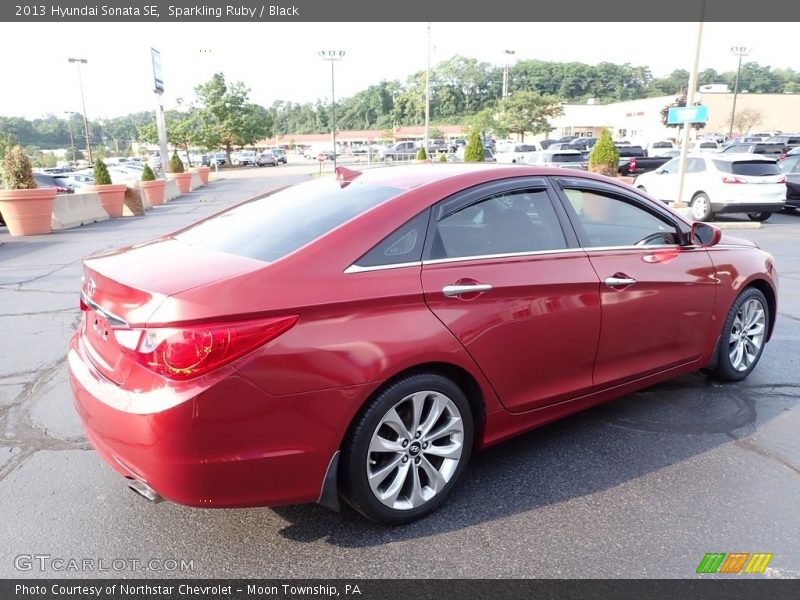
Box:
left=68, top=165, right=778, bottom=524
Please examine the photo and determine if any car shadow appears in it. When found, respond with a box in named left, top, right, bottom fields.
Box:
left=271, top=371, right=777, bottom=547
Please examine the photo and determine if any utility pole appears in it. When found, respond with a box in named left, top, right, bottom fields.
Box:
left=68, top=58, right=93, bottom=163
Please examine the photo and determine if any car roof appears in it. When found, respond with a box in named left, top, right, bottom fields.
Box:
left=345, top=163, right=610, bottom=190
left=710, top=153, right=776, bottom=161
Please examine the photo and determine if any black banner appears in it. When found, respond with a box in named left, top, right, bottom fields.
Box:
left=4, top=0, right=800, bottom=22
left=3, top=580, right=800, bottom=600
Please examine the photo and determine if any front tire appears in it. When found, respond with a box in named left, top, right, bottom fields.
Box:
left=747, top=212, right=772, bottom=222
left=340, top=373, right=474, bottom=525
left=707, top=287, right=769, bottom=382
left=690, top=193, right=713, bottom=221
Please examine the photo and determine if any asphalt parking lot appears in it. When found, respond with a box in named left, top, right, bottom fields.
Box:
left=0, top=167, right=798, bottom=578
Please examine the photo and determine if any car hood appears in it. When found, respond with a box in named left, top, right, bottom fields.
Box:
left=719, top=233, right=758, bottom=248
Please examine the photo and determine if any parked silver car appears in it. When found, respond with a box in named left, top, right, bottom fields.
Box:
left=256, top=151, right=278, bottom=167
left=522, top=150, right=588, bottom=169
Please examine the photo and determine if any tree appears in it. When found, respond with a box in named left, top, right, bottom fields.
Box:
left=588, top=129, right=619, bottom=177
left=194, top=73, right=272, bottom=163
left=139, top=107, right=204, bottom=166
left=498, top=91, right=562, bottom=141
left=467, top=107, right=508, bottom=141
left=730, top=108, right=763, bottom=135
left=93, top=160, right=112, bottom=185
left=0, top=131, right=18, bottom=161
left=429, top=126, right=445, bottom=140
left=464, top=130, right=484, bottom=162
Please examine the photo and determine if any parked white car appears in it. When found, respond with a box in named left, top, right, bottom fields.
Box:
left=494, top=142, right=539, bottom=164
left=633, top=154, right=786, bottom=222
left=646, top=141, right=676, bottom=157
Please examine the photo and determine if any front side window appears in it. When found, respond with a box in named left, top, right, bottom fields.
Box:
left=659, top=158, right=680, bottom=174
left=430, top=189, right=567, bottom=260
left=562, top=188, right=679, bottom=248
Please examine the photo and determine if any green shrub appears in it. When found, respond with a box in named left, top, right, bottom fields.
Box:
left=464, top=131, right=484, bottom=162
left=168, top=151, right=184, bottom=174
left=588, top=129, right=619, bottom=177
left=437, top=152, right=447, bottom=163
left=416, top=147, right=427, bottom=160
left=141, top=164, right=156, bottom=182
left=93, top=160, right=112, bottom=185
left=1, top=145, right=37, bottom=190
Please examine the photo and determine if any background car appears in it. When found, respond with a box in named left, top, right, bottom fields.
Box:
left=32, top=173, right=73, bottom=194
left=271, top=148, right=287, bottom=164
left=779, top=154, right=800, bottom=210
left=68, top=164, right=777, bottom=525
left=522, top=149, right=587, bottom=169
left=633, top=154, right=786, bottom=221
left=256, top=151, right=278, bottom=167
left=233, top=151, right=257, bottom=166
left=720, top=142, right=786, bottom=158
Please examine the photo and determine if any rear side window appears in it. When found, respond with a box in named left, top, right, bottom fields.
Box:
left=755, top=145, right=784, bottom=154
left=354, top=210, right=430, bottom=268
left=713, top=160, right=781, bottom=176
left=176, top=179, right=401, bottom=262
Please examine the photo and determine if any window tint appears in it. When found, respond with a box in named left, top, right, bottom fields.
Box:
left=687, top=158, right=706, bottom=173
left=713, top=160, right=781, bottom=176
left=431, top=189, right=567, bottom=259
left=355, top=209, right=430, bottom=267
left=176, top=179, right=401, bottom=262
left=551, top=153, right=584, bottom=163
left=659, top=158, right=680, bottom=174
left=652, top=142, right=672, bottom=149
left=562, top=188, right=679, bottom=248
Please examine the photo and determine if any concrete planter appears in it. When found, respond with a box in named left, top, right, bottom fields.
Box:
left=84, top=184, right=127, bottom=218
left=192, top=166, right=211, bottom=185
left=140, top=179, right=167, bottom=206
left=170, top=172, right=193, bottom=194
left=0, top=187, right=57, bottom=236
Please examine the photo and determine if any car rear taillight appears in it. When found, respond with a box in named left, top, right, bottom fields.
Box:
left=629, top=158, right=637, bottom=172
left=114, top=316, right=298, bottom=381
left=722, top=176, right=745, bottom=184
left=777, top=176, right=786, bottom=184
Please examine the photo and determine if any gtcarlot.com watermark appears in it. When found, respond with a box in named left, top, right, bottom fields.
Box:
left=14, top=554, right=195, bottom=573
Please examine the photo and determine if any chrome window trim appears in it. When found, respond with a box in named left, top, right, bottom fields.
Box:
left=345, top=244, right=688, bottom=272
left=81, top=292, right=129, bottom=328
left=344, top=261, right=422, bottom=274
left=422, top=247, right=585, bottom=265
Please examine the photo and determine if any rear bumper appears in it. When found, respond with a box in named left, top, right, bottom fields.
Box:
left=67, top=334, right=364, bottom=508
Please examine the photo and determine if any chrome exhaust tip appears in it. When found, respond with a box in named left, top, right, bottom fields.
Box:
left=127, top=479, right=163, bottom=503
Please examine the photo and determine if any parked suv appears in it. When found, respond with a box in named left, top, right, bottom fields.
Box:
left=271, top=148, right=287, bottom=164
left=633, top=154, right=786, bottom=221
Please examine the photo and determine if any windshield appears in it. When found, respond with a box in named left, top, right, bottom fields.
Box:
left=713, top=160, right=781, bottom=176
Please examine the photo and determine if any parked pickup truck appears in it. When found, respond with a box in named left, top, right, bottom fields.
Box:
left=616, top=145, right=672, bottom=176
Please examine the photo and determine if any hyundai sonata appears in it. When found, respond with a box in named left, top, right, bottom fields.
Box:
left=68, top=164, right=777, bottom=524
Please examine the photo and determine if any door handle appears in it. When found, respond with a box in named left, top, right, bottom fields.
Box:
left=442, top=283, right=493, bottom=297
left=604, top=276, right=636, bottom=287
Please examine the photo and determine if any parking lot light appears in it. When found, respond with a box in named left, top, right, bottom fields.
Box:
left=729, top=46, right=752, bottom=139
left=319, top=50, right=345, bottom=169
left=67, top=58, right=93, bottom=164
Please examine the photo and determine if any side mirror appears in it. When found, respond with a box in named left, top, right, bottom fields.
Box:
left=691, top=222, right=722, bottom=247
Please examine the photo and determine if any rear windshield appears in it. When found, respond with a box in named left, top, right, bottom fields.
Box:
left=618, top=147, right=645, bottom=157
left=551, top=153, right=584, bottom=163
left=176, top=179, right=401, bottom=262
left=652, top=142, right=672, bottom=148
left=756, top=144, right=785, bottom=154
left=713, top=160, right=781, bottom=176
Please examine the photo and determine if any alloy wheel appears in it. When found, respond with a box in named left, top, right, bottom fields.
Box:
left=728, top=298, right=766, bottom=371
left=366, top=390, right=464, bottom=510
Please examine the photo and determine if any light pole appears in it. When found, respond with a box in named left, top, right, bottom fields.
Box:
left=64, top=111, right=76, bottom=163
left=424, top=23, right=431, bottom=158
left=728, top=46, right=752, bottom=139
left=319, top=50, right=345, bottom=169
left=502, top=49, right=516, bottom=98
left=68, top=58, right=93, bottom=164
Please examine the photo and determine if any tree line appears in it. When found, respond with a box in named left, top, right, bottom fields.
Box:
left=2, top=56, right=799, bottom=158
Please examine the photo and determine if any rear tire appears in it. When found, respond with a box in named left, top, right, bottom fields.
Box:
left=340, top=373, right=473, bottom=525
left=706, top=287, right=769, bottom=382
left=690, top=193, right=713, bottom=221
left=747, top=212, right=772, bottom=222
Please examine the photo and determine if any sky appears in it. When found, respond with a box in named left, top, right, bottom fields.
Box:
left=0, top=21, right=797, bottom=120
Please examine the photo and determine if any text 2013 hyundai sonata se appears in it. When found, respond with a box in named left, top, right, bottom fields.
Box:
left=68, top=164, right=778, bottom=524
